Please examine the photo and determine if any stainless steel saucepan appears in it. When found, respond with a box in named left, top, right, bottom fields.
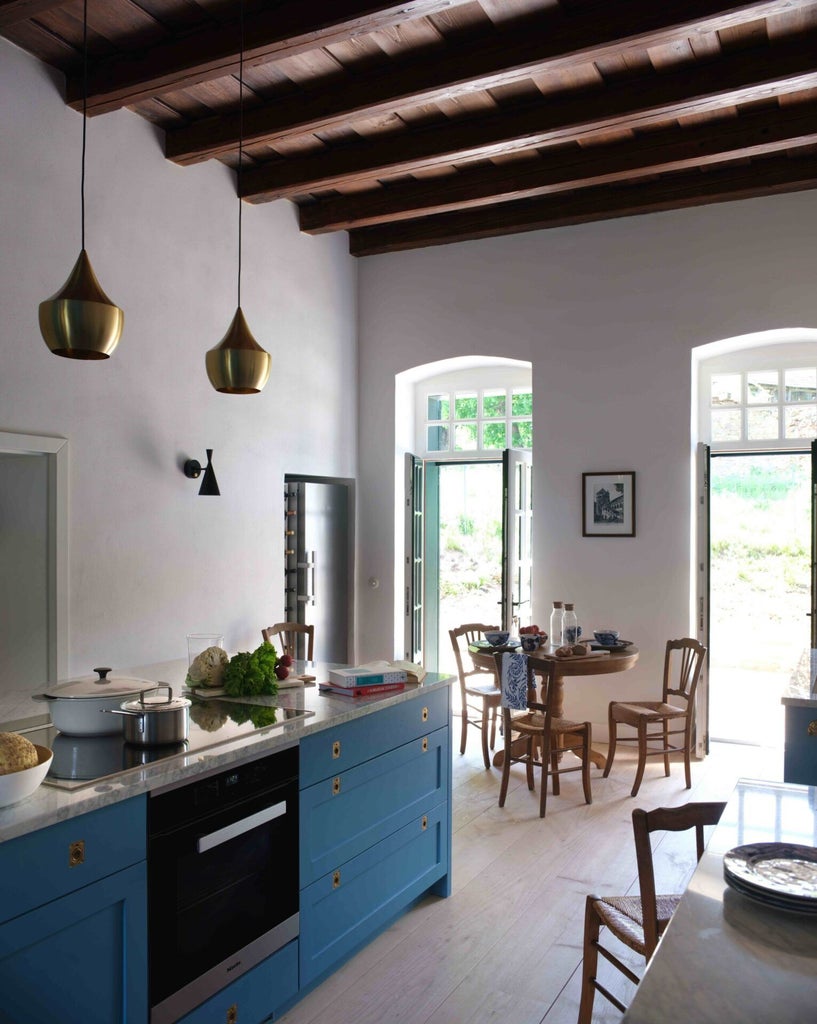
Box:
left=103, top=685, right=191, bottom=746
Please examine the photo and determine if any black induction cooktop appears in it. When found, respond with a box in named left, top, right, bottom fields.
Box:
left=15, top=696, right=313, bottom=790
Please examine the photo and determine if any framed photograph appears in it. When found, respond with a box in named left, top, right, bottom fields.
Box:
left=582, top=471, right=636, bottom=537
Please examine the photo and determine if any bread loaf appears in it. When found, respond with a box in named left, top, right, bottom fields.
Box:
left=0, top=732, right=39, bottom=774
left=572, top=643, right=591, bottom=656
left=555, top=645, right=574, bottom=658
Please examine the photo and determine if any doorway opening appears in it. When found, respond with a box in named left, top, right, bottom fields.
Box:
left=431, top=461, right=504, bottom=680
left=709, top=451, right=811, bottom=745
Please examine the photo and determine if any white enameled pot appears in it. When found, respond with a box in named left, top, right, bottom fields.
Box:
left=31, top=667, right=155, bottom=736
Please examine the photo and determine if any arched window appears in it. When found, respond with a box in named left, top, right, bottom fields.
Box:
left=698, top=340, right=817, bottom=450
left=416, top=366, right=532, bottom=458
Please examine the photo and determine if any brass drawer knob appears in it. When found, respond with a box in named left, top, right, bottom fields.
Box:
left=808, top=721, right=817, bottom=736
left=332, top=740, right=341, bottom=759
left=332, top=776, right=341, bottom=795
left=226, top=1006, right=238, bottom=1024
left=421, top=815, right=428, bottom=831
left=333, top=869, right=341, bottom=889
left=422, top=737, right=428, bottom=752
left=421, top=706, right=429, bottom=722
left=68, top=840, right=85, bottom=867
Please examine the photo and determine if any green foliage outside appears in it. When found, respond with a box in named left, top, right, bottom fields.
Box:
left=710, top=453, right=809, bottom=660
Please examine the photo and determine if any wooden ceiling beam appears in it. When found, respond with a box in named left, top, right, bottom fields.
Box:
left=241, top=36, right=817, bottom=200
left=0, top=0, right=65, bottom=29
left=298, top=104, right=817, bottom=232
left=65, top=0, right=473, bottom=116
left=348, top=154, right=817, bottom=255
left=165, top=0, right=814, bottom=165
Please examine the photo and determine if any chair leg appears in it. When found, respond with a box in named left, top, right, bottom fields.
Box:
left=489, top=706, right=497, bottom=751
left=603, top=710, right=616, bottom=778
left=582, top=726, right=593, bottom=805
left=683, top=716, right=693, bottom=789
left=539, top=730, right=551, bottom=818
left=550, top=745, right=561, bottom=796
left=526, top=736, right=535, bottom=791
left=631, top=720, right=648, bottom=798
left=498, top=730, right=512, bottom=808
left=480, top=698, right=491, bottom=769
left=662, top=719, right=671, bottom=777
left=577, top=897, right=601, bottom=1024
left=460, top=702, right=468, bottom=756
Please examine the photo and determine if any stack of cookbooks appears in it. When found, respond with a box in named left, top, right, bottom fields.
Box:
left=318, top=660, right=425, bottom=697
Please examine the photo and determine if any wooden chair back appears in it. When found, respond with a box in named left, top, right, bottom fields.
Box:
left=632, top=801, right=726, bottom=956
left=663, top=637, right=706, bottom=709
left=449, top=622, right=499, bottom=694
left=262, top=621, right=315, bottom=661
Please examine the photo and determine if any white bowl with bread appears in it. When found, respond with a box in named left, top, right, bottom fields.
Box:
left=0, top=732, right=53, bottom=807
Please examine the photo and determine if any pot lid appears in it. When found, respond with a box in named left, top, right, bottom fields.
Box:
left=44, top=667, right=156, bottom=700
left=121, top=685, right=191, bottom=713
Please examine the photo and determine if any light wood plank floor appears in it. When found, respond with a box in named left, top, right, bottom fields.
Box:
left=281, top=735, right=783, bottom=1024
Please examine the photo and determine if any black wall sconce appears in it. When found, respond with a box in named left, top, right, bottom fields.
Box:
left=184, top=449, right=220, bottom=496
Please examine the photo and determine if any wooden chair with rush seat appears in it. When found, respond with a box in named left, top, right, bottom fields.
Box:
left=577, top=800, right=726, bottom=1023
left=603, top=637, right=707, bottom=798
left=262, top=622, right=315, bottom=661
left=449, top=623, right=502, bottom=769
left=494, top=651, right=593, bottom=818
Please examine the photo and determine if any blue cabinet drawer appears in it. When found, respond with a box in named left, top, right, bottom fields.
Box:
left=784, top=705, right=817, bottom=785
left=299, top=802, right=449, bottom=987
left=0, top=795, right=147, bottom=923
left=300, top=726, right=449, bottom=887
left=300, top=686, right=449, bottom=787
left=176, top=941, right=298, bottom=1024
left=0, top=860, right=147, bottom=1024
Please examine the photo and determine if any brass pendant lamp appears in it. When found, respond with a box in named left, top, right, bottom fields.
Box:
left=38, top=0, right=123, bottom=360
left=205, top=0, right=270, bottom=395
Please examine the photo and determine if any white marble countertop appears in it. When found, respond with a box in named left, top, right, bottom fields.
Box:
left=624, top=777, right=817, bottom=1023
left=0, top=659, right=453, bottom=844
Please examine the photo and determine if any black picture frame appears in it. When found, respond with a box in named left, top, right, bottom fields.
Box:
left=582, top=471, right=636, bottom=537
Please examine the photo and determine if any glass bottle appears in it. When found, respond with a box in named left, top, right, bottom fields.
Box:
left=563, top=603, right=580, bottom=645
left=549, top=601, right=563, bottom=649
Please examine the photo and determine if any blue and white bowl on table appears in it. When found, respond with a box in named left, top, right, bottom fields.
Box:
left=593, top=628, right=620, bottom=647
left=483, top=630, right=510, bottom=647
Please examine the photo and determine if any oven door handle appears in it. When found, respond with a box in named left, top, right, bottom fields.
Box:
left=196, top=800, right=287, bottom=854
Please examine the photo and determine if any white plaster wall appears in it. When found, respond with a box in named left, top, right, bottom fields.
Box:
left=357, top=189, right=817, bottom=730
left=0, top=39, right=357, bottom=682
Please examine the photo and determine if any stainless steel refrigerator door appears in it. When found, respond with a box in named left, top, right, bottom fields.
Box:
left=285, top=480, right=350, bottom=663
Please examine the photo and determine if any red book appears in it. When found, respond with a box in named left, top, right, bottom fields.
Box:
left=319, top=681, right=406, bottom=697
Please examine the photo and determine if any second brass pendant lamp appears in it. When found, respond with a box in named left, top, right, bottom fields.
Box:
left=38, top=0, right=124, bottom=360
left=205, top=0, right=271, bottom=395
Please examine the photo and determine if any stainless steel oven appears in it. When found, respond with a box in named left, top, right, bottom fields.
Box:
left=148, top=743, right=299, bottom=1024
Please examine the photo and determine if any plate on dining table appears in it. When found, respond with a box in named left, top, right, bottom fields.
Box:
left=470, top=639, right=521, bottom=652
left=723, top=843, right=817, bottom=912
left=589, top=639, right=633, bottom=651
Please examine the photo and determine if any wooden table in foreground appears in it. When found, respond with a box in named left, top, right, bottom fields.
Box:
left=624, top=778, right=817, bottom=1023
left=470, top=645, right=640, bottom=769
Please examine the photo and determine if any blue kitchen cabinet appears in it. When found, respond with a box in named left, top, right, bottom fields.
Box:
left=0, top=795, right=147, bottom=1024
left=298, top=689, right=452, bottom=990
left=784, top=704, right=817, bottom=785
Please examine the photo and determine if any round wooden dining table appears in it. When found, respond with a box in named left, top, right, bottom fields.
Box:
left=470, top=644, right=640, bottom=769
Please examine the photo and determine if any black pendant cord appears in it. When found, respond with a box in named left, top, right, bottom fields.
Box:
left=237, top=0, right=244, bottom=310
left=81, top=0, right=88, bottom=252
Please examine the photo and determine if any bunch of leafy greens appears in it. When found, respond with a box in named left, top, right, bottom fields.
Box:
left=223, top=641, right=279, bottom=697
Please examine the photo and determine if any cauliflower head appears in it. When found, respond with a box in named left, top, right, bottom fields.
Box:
left=186, top=645, right=229, bottom=688
left=0, top=732, right=40, bottom=775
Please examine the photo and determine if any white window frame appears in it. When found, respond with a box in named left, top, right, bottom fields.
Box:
left=421, top=377, right=532, bottom=459
left=698, top=343, right=817, bottom=452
